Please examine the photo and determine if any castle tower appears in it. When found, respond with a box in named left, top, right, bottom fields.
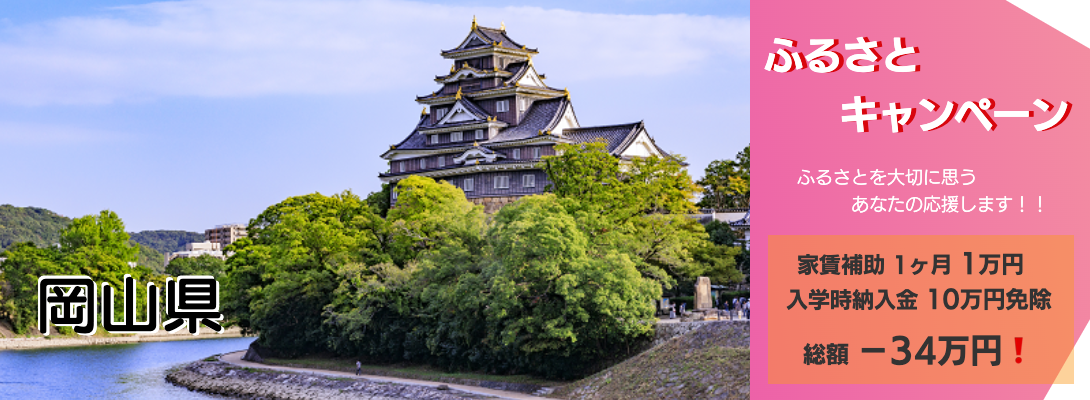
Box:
left=380, top=19, right=672, bottom=213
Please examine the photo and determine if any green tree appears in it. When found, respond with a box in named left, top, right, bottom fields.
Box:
left=60, top=210, right=139, bottom=287
left=323, top=176, right=485, bottom=365
left=541, top=141, right=732, bottom=289
left=697, top=145, right=750, bottom=209
left=704, top=219, right=739, bottom=246
left=225, top=191, right=384, bottom=356
left=364, top=183, right=393, bottom=218
left=165, top=254, right=227, bottom=281
left=484, top=194, right=658, bottom=373
left=0, top=243, right=72, bottom=334
left=387, top=176, right=485, bottom=256
left=688, top=242, right=744, bottom=285
left=0, top=210, right=163, bottom=334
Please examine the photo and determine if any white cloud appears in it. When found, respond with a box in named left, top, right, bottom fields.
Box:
left=0, top=0, right=748, bottom=105
left=0, top=121, right=130, bottom=144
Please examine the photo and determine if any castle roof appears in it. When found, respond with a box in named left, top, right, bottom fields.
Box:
left=441, top=21, right=538, bottom=57
left=487, top=97, right=570, bottom=142
left=380, top=20, right=679, bottom=173
left=563, top=122, right=646, bottom=155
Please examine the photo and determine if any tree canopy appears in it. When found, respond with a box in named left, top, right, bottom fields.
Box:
left=0, top=210, right=163, bottom=335
left=697, top=145, right=750, bottom=209
left=221, top=144, right=748, bottom=379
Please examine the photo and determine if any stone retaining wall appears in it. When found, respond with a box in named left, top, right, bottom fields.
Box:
left=653, top=320, right=749, bottom=348
left=167, top=361, right=480, bottom=400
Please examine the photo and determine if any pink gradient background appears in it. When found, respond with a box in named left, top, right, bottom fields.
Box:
left=752, top=1, right=1088, bottom=398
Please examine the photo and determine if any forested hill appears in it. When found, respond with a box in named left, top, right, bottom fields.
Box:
left=0, top=204, right=203, bottom=271
left=128, top=230, right=205, bottom=254
left=0, top=204, right=70, bottom=250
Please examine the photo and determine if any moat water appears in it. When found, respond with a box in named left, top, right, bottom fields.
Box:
left=0, top=336, right=255, bottom=399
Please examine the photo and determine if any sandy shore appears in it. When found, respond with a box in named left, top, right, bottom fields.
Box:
left=0, top=326, right=248, bottom=350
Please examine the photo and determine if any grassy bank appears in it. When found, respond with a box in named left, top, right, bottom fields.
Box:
left=553, top=321, right=750, bottom=400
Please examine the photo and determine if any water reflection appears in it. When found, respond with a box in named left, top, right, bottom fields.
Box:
left=0, top=336, right=254, bottom=399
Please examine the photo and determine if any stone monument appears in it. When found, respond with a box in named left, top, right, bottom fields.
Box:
left=695, top=276, right=713, bottom=310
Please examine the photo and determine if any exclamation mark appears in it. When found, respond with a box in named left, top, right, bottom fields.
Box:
left=1039, top=196, right=1042, bottom=213
left=1021, top=196, right=1023, bottom=212
left=1015, top=337, right=1023, bottom=364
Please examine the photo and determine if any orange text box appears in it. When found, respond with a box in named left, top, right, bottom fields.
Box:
left=769, top=235, right=1073, bottom=384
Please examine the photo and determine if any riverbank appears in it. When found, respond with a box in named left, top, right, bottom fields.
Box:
left=166, top=352, right=544, bottom=400
left=166, top=321, right=749, bottom=400
left=0, top=326, right=247, bottom=350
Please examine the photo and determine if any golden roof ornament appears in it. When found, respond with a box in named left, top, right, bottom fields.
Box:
left=450, top=65, right=456, bottom=73
left=521, top=45, right=526, bottom=50
left=421, top=107, right=428, bottom=116
left=471, top=16, right=477, bottom=30
left=473, top=141, right=479, bottom=146
left=500, top=21, right=506, bottom=31
left=564, top=87, right=570, bottom=100
left=455, top=86, right=463, bottom=99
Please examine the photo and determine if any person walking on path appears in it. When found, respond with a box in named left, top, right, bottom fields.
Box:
left=356, top=360, right=361, bottom=376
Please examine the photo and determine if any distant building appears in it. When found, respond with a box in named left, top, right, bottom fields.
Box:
left=205, top=223, right=247, bottom=248
left=165, top=241, right=225, bottom=267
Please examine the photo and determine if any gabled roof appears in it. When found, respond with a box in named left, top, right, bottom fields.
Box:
left=442, top=22, right=538, bottom=56
left=422, top=96, right=492, bottom=128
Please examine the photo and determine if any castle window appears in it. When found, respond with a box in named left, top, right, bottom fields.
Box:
left=452, top=131, right=463, bottom=142
left=494, top=175, right=509, bottom=189
left=438, top=156, right=445, bottom=167
left=523, top=174, right=535, bottom=188
left=475, top=129, right=484, bottom=140
left=420, top=158, right=427, bottom=169
left=464, top=178, right=474, bottom=192
left=496, top=100, right=509, bottom=113
left=436, top=108, right=447, bottom=119
left=512, top=148, right=520, bottom=159
left=400, top=161, right=406, bottom=172
left=431, top=135, right=438, bottom=144
left=532, top=147, right=540, bottom=159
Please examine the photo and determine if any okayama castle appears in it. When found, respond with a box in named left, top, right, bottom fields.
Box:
left=380, top=18, right=673, bottom=213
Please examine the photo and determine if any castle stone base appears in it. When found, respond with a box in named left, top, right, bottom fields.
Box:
left=470, top=196, right=522, bottom=214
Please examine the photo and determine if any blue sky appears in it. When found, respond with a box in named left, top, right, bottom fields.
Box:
left=0, top=0, right=749, bottom=232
